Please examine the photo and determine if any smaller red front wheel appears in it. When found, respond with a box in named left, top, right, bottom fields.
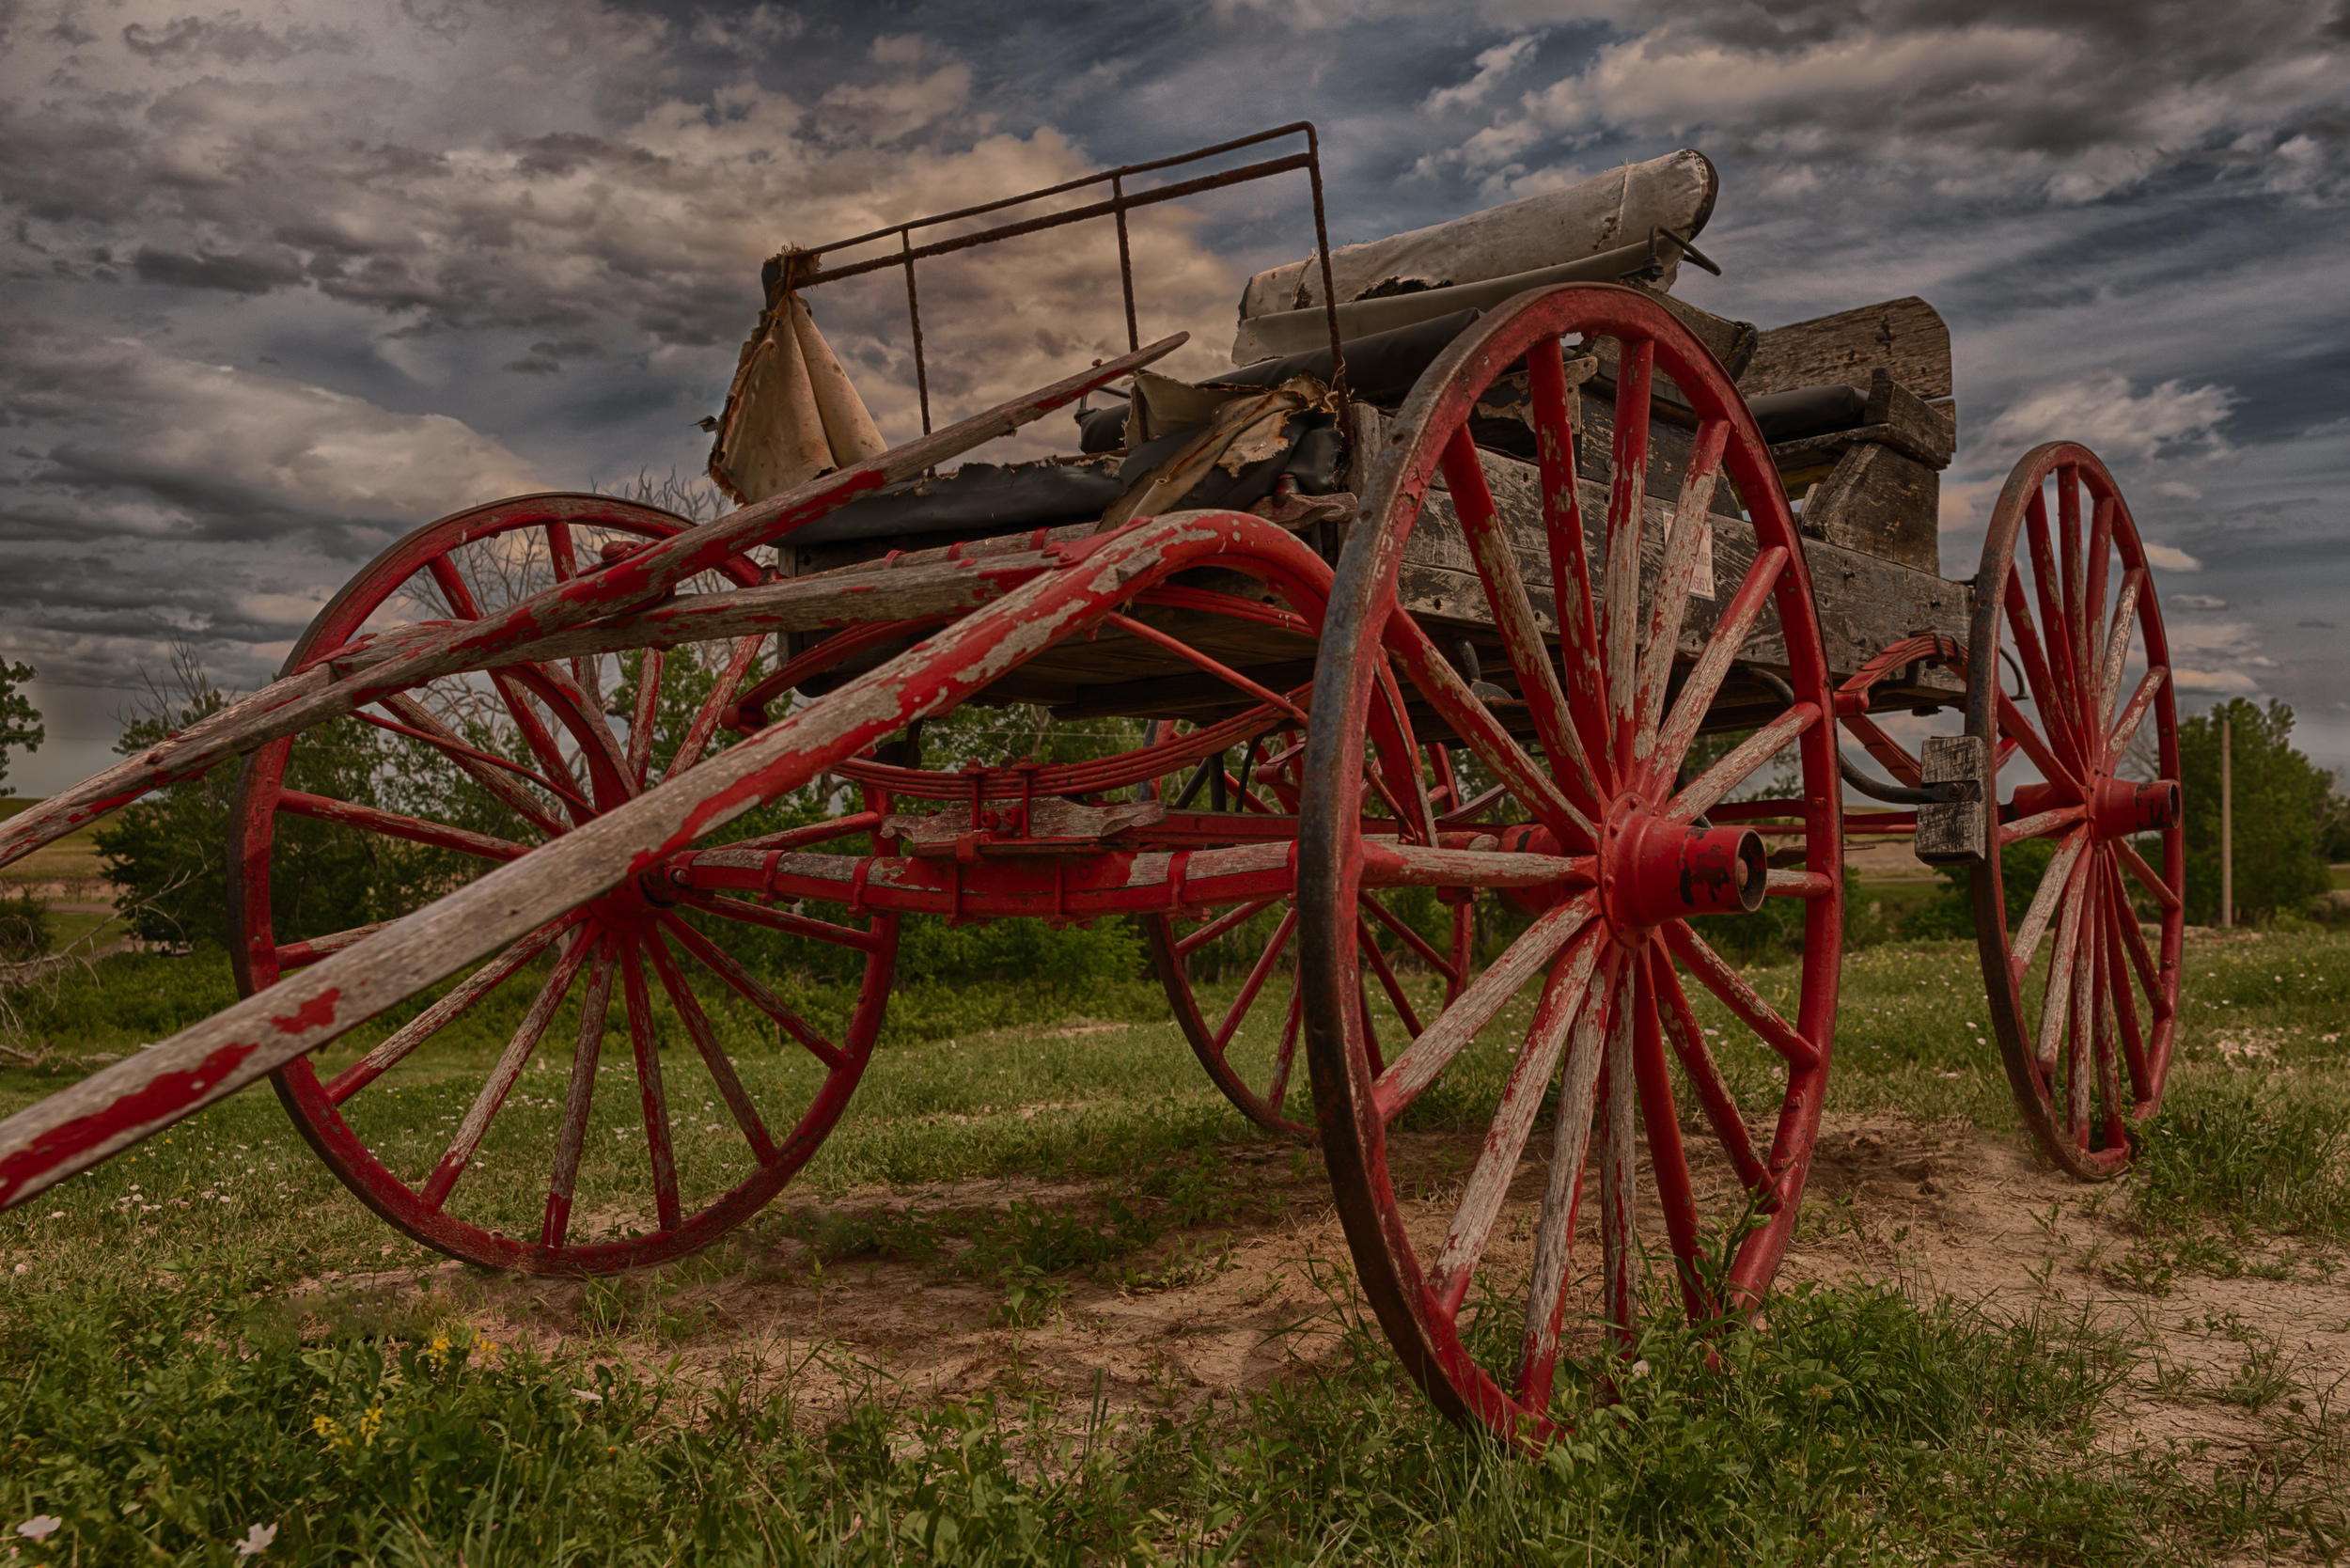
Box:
left=229, top=495, right=898, bottom=1272
left=1966, top=447, right=2185, bottom=1178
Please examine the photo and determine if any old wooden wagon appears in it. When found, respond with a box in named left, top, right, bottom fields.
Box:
left=0, top=124, right=2182, bottom=1446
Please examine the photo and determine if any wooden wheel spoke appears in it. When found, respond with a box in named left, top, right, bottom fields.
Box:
left=2107, top=666, right=2169, bottom=769
left=1527, top=336, right=1613, bottom=776
left=1361, top=891, right=1460, bottom=983
left=1600, top=337, right=1654, bottom=775
left=1104, top=612, right=1310, bottom=725
left=619, top=941, right=683, bottom=1231
left=1660, top=919, right=1822, bottom=1070
left=1595, top=964, right=1639, bottom=1347
left=1216, top=908, right=1297, bottom=1050
left=1665, top=701, right=1817, bottom=823
left=332, top=915, right=587, bottom=1106
left=1629, top=950, right=1712, bottom=1323
left=1355, top=913, right=1423, bottom=1039
left=1372, top=894, right=1597, bottom=1122
left=2094, top=568, right=2143, bottom=736
left=626, top=648, right=666, bottom=787
left=1266, top=983, right=1305, bottom=1117
left=2023, top=494, right=2088, bottom=760
left=667, top=635, right=766, bottom=780
left=644, top=929, right=780, bottom=1165
left=2106, top=856, right=2164, bottom=1004
left=676, top=890, right=882, bottom=953
left=2001, top=573, right=2086, bottom=771
left=1370, top=652, right=1438, bottom=845
left=2009, top=829, right=2090, bottom=980
left=1996, top=689, right=2083, bottom=801
left=1650, top=947, right=1767, bottom=1192
left=2065, top=876, right=2098, bottom=1139
left=711, top=811, right=887, bottom=857
left=2001, top=804, right=2089, bottom=849
left=1436, top=781, right=1509, bottom=828
left=1512, top=952, right=1618, bottom=1407
left=1430, top=933, right=1613, bottom=1316
left=656, top=911, right=849, bottom=1073
left=2091, top=882, right=2126, bottom=1143
left=491, top=668, right=591, bottom=823
left=418, top=929, right=598, bottom=1209
left=1438, top=425, right=1602, bottom=811
left=1653, top=546, right=1790, bottom=772
left=2084, top=491, right=2116, bottom=684
left=540, top=935, right=619, bottom=1248
left=276, top=790, right=527, bottom=863
left=1634, top=418, right=1730, bottom=776
left=1385, top=613, right=1593, bottom=848
left=368, top=695, right=580, bottom=830
left=2117, top=839, right=2181, bottom=914
left=1178, top=898, right=1278, bottom=959
left=276, top=919, right=395, bottom=972
left=2099, top=859, right=2153, bottom=1103
left=2034, top=862, right=2092, bottom=1076
left=519, top=658, right=635, bottom=804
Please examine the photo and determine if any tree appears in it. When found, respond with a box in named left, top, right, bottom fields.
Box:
left=2178, top=698, right=2331, bottom=925
left=95, top=645, right=422, bottom=949
left=0, top=658, right=41, bottom=792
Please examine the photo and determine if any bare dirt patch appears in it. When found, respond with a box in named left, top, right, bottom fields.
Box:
left=302, top=1114, right=2350, bottom=1460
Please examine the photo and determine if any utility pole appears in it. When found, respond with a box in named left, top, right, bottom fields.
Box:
left=2220, top=712, right=2232, bottom=929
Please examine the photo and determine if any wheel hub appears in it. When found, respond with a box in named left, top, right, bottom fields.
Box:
left=1596, top=795, right=1766, bottom=940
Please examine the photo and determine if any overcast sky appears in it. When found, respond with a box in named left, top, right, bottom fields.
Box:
left=3, top=0, right=2345, bottom=794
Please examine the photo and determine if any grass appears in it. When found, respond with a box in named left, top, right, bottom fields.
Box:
left=3, top=928, right=2349, bottom=1561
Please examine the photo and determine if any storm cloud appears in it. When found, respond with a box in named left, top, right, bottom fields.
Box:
left=1, top=0, right=2345, bottom=787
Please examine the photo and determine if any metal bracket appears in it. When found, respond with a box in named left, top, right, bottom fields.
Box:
left=1913, top=735, right=1988, bottom=865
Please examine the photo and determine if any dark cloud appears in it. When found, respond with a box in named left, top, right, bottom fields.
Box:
left=0, top=0, right=2344, bottom=785
left=133, top=243, right=308, bottom=294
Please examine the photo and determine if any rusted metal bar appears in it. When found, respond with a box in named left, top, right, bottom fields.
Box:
left=797, top=153, right=1316, bottom=288
left=1113, top=174, right=1138, bottom=353
left=799, top=122, right=1323, bottom=267
left=902, top=231, right=932, bottom=436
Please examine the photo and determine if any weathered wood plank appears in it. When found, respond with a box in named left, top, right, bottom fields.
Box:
left=1798, top=443, right=1943, bottom=576
left=1738, top=297, right=1953, bottom=401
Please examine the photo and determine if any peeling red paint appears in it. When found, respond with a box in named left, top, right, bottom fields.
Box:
left=0, top=1041, right=259, bottom=1201
left=271, top=989, right=342, bottom=1035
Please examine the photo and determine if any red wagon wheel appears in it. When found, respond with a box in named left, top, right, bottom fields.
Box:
left=1966, top=447, right=2184, bottom=1179
left=228, top=494, right=900, bottom=1273
left=1300, top=284, right=1844, bottom=1446
left=1142, top=726, right=1478, bottom=1137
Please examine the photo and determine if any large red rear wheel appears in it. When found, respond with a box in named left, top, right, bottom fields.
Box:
left=1967, top=447, right=2184, bottom=1178
left=229, top=495, right=899, bottom=1272
left=1300, top=285, right=1844, bottom=1445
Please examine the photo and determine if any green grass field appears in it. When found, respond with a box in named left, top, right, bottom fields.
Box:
left=2, top=929, right=2347, bottom=1564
